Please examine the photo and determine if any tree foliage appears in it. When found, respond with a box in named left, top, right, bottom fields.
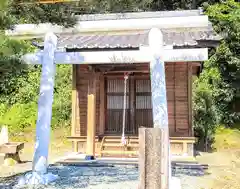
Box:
left=0, top=0, right=74, bottom=133
left=0, top=0, right=239, bottom=137
left=193, top=0, right=240, bottom=150
left=204, top=0, right=240, bottom=126
left=193, top=74, right=219, bottom=151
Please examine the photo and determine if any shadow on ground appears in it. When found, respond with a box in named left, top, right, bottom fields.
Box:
left=0, top=163, right=209, bottom=189
left=0, top=165, right=138, bottom=189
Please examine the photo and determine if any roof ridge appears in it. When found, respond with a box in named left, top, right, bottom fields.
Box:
left=77, top=9, right=204, bottom=21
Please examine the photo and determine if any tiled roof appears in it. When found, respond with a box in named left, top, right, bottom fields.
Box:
left=33, top=9, right=222, bottom=50
left=36, top=9, right=221, bottom=50
left=49, top=28, right=220, bottom=50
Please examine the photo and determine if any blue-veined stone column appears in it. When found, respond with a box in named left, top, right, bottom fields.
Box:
left=149, top=28, right=170, bottom=188
left=32, top=32, right=57, bottom=174
left=147, top=28, right=181, bottom=189
left=139, top=28, right=172, bottom=189
left=18, top=32, right=58, bottom=186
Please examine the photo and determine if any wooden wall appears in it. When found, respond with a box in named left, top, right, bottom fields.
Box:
left=74, top=65, right=100, bottom=136
left=73, top=62, right=195, bottom=137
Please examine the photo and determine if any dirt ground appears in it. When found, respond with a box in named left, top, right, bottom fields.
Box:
left=0, top=140, right=72, bottom=178
left=0, top=128, right=240, bottom=189
left=194, top=150, right=240, bottom=189
left=0, top=128, right=72, bottom=177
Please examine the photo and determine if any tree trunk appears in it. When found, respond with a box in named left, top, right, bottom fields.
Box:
left=204, top=129, right=208, bottom=152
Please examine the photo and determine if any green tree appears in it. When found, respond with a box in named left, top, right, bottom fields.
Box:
left=204, top=0, right=240, bottom=126
left=193, top=73, right=219, bottom=151
left=0, top=0, right=75, bottom=132
left=1, top=0, right=236, bottom=135
left=192, top=0, right=240, bottom=151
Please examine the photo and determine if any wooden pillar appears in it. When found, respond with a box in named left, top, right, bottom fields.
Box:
left=174, top=62, right=177, bottom=133
left=188, top=63, right=193, bottom=136
left=99, top=75, right=105, bottom=135
left=129, top=75, right=136, bottom=134
left=86, top=72, right=96, bottom=157
left=71, top=64, right=78, bottom=152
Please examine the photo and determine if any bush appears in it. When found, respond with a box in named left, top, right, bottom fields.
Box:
left=0, top=102, right=37, bottom=133
left=0, top=64, right=72, bottom=134
left=193, top=79, right=218, bottom=152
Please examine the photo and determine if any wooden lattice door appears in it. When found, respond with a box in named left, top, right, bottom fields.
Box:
left=105, top=78, right=131, bottom=134
left=105, top=76, right=153, bottom=135
left=135, top=78, right=153, bottom=131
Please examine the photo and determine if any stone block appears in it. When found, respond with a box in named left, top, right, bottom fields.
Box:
left=138, top=127, right=170, bottom=189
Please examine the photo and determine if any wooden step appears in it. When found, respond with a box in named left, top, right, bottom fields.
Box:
left=99, top=136, right=140, bottom=157
left=104, top=138, right=139, bottom=142
left=103, top=143, right=126, bottom=147
left=104, top=138, right=124, bottom=142
left=101, top=150, right=138, bottom=155
left=127, top=144, right=139, bottom=148
left=102, top=143, right=138, bottom=148
left=103, top=136, right=135, bottom=138
left=67, top=136, right=100, bottom=142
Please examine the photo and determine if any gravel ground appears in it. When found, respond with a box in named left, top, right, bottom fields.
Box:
left=0, top=164, right=208, bottom=189
left=1, top=138, right=239, bottom=189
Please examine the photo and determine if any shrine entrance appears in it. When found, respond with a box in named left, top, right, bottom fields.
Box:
left=105, top=74, right=153, bottom=135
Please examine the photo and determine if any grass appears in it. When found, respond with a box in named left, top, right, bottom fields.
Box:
left=9, top=126, right=72, bottom=161
left=196, top=126, right=240, bottom=189
left=213, top=125, right=240, bottom=151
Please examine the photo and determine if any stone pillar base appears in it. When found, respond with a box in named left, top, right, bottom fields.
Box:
left=139, top=127, right=169, bottom=189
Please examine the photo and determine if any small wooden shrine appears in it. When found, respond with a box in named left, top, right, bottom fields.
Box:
left=7, top=9, right=220, bottom=157
left=66, top=10, right=219, bottom=157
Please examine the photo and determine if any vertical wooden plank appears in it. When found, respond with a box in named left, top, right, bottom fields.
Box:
left=139, top=128, right=146, bottom=188
left=188, top=63, right=193, bottom=136
left=99, top=74, right=105, bottom=135
left=174, top=62, right=177, bottom=133
left=130, top=75, right=136, bottom=134
left=71, top=65, right=79, bottom=152
left=87, top=72, right=96, bottom=156
left=71, top=64, right=77, bottom=136
left=183, top=141, right=188, bottom=155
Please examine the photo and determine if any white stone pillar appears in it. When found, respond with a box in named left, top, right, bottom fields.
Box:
left=139, top=28, right=174, bottom=189
left=32, top=32, right=57, bottom=174
left=18, top=33, right=58, bottom=186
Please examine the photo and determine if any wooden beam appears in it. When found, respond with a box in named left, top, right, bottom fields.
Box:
left=100, top=70, right=149, bottom=73
left=86, top=73, right=97, bottom=156
left=188, top=63, right=193, bottom=136
left=95, top=64, right=150, bottom=73
left=99, top=75, right=105, bottom=135
left=105, top=73, right=150, bottom=78
left=192, top=62, right=201, bottom=67
left=129, top=76, right=136, bottom=134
